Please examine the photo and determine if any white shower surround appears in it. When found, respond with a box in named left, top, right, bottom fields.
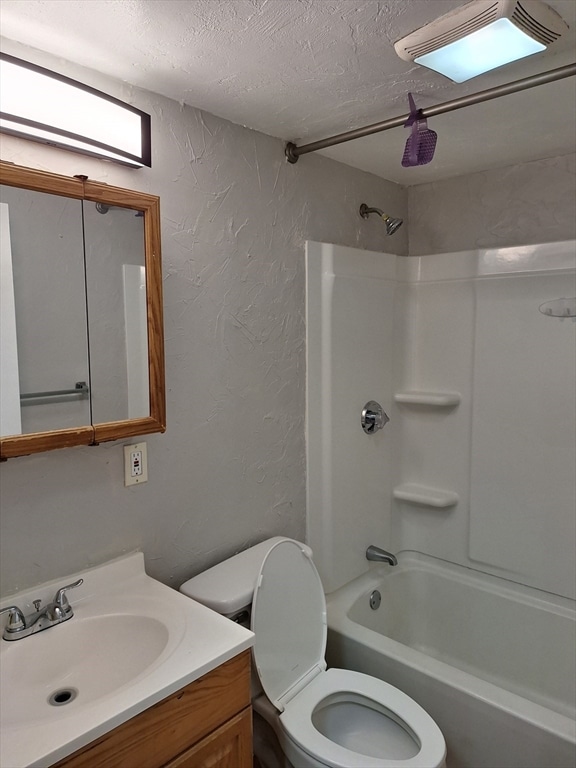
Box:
left=306, top=239, right=576, bottom=597
left=306, top=238, right=576, bottom=766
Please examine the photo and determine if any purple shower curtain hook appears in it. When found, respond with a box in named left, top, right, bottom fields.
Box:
left=404, top=92, right=420, bottom=127
left=401, top=92, right=438, bottom=167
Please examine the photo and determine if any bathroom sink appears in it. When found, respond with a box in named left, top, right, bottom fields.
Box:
left=0, top=552, right=254, bottom=768
left=1, top=614, right=169, bottom=727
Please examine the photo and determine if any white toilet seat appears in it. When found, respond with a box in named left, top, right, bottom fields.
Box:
left=280, top=668, right=446, bottom=768
left=251, top=540, right=446, bottom=768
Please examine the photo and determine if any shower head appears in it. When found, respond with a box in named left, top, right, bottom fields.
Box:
left=359, top=203, right=403, bottom=236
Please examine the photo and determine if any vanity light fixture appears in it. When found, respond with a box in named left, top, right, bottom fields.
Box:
left=394, top=0, right=569, bottom=83
left=0, top=53, right=151, bottom=167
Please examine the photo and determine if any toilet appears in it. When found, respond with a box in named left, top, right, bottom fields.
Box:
left=180, top=537, right=446, bottom=768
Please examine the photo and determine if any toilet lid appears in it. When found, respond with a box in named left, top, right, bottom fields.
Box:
left=251, top=539, right=327, bottom=711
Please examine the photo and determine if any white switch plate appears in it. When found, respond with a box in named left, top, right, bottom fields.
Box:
left=124, top=442, right=148, bottom=486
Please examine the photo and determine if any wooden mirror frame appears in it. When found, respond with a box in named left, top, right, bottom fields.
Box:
left=0, top=161, right=166, bottom=459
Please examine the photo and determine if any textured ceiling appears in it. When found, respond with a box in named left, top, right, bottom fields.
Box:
left=1, top=0, right=575, bottom=184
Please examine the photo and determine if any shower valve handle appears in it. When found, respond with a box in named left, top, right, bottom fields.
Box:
left=361, top=401, right=389, bottom=434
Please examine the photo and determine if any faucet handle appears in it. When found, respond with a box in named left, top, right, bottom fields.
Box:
left=53, top=578, right=84, bottom=615
left=1, top=605, right=26, bottom=632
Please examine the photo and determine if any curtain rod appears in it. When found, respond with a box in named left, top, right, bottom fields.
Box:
left=285, top=62, right=576, bottom=163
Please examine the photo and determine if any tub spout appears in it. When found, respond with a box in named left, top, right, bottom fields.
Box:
left=366, top=545, right=398, bottom=566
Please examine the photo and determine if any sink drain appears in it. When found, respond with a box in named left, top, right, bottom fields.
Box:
left=48, top=687, right=78, bottom=706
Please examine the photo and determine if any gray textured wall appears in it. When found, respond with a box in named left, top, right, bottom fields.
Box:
left=408, top=153, right=576, bottom=255
left=2, top=41, right=574, bottom=600
left=0, top=41, right=406, bottom=596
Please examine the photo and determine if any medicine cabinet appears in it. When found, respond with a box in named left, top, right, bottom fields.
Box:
left=0, top=161, right=165, bottom=459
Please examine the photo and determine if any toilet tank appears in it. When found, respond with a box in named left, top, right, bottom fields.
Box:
left=180, top=536, right=312, bottom=621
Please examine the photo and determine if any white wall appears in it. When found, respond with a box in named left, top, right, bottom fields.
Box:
left=2, top=40, right=573, bottom=601
left=390, top=245, right=576, bottom=600
left=0, top=38, right=407, bottom=597
left=400, top=153, right=576, bottom=600
left=408, top=153, right=576, bottom=256
left=307, top=157, right=575, bottom=596
left=308, top=242, right=575, bottom=599
left=306, top=243, right=400, bottom=593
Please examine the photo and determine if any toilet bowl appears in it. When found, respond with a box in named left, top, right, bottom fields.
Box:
left=253, top=668, right=446, bottom=768
left=180, top=538, right=446, bottom=768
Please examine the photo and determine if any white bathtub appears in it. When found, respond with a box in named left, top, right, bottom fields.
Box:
left=325, top=552, right=576, bottom=768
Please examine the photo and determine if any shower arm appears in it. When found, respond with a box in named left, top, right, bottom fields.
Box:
left=360, top=205, right=386, bottom=219
left=285, top=62, right=576, bottom=163
left=359, top=204, right=402, bottom=235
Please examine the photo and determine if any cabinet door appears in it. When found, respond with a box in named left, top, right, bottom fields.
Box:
left=164, top=708, right=252, bottom=768
left=53, top=652, right=251, bottom=768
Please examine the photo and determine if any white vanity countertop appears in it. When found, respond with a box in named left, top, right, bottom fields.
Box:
left=0, top=552, right=254, bottom=768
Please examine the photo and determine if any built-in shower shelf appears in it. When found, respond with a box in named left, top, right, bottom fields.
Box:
left=394, top=391, right=461, bottom=407
left=393, top=483, right=459, bottom=508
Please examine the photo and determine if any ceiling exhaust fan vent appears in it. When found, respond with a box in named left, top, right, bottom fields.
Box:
left=511, top=2, right=562, bottom=44
left=395, top=0, right=568, bottom=63
left=399, top=3, right=501, bottom=59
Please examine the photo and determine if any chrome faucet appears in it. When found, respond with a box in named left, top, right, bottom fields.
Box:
left=0, top=578, right=83, bottom=641
left=366, top=545, right=398, bottom=566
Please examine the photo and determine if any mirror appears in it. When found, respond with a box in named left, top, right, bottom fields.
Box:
left=0, top=162, right=165, bottom=459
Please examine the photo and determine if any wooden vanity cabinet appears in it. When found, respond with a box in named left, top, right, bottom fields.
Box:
left=53, top=650, right=252, bottom=768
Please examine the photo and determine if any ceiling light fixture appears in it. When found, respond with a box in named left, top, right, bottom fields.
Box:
left=394, top=0, right=569, bottom=83
left=0, top=54, right=151, bottom=168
